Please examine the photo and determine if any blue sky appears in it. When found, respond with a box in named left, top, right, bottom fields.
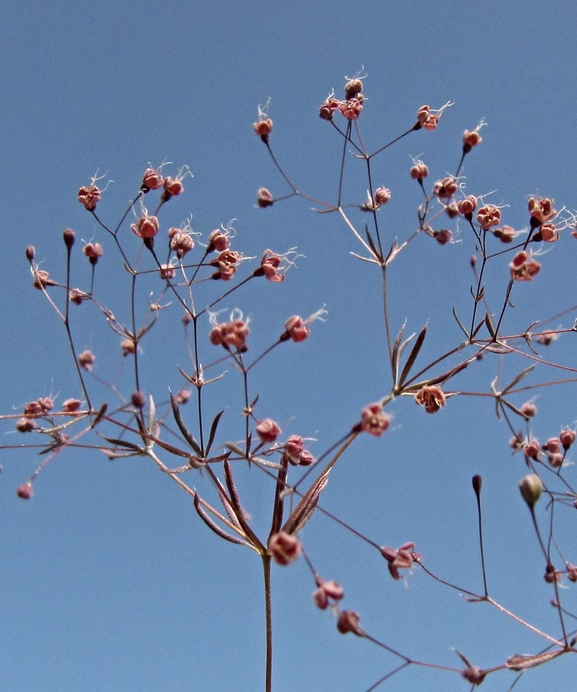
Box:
left=2, top=1, right=577, bottom=690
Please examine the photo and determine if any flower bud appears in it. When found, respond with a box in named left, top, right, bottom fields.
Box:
left=519, top=474, right=542, bottom=507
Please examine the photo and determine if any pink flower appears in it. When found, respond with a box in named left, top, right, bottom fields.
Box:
left=256, top=418, right=282, bottom=444
left=433, top=177, right=458, bottom=200
left=209, top=315, right=250, bottom=351
left=528, top=197, right=556, bottom=224
left=457, top=195, right=478, bottom=217
left=336, top=610, right=364, bottom=636
left=338, top=97, right=363, bottom=121
left=476, top=204, right=501, bottom=229
left=257, top=187, right=274, bottom=208
left=268, top=531, right=302, bottom=566
left=78, top=185, right=101, bottom=211
left=539, top=222, right=559, bottom=242
left=414, top=385, right=446, bottom=413
left=207, top=229, right=230, bottom=252
left=141, top=168, right=164, bottom=191
left=360, top=402, right=391, bottom=436
left=210, top=249, right=242, bottom=281
left=170, top=232, right=194, bottom=258
left=131, top=215, right=159, bottom=239
left=283, top=316, right=310, bottom=342
left=313, top=577, right=344, bottom=610
left=162, top=176, right=184, bottom=198
left=16, top=482, right=34, bottom=499
left=78, top=350, right=95, bottom=371
left=415, top=102, right=452, bottom=131
left=509, top=251, right=540, bottom=282
left=253, top=118, right=273, bottom=137
left=83, top=242, right=103, bottom=265
left=410, top=163, right=429, bottom=179
left=380, top=542, right=417, bottom=580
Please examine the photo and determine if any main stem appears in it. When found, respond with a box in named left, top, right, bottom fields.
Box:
left=262, top=554, right=273, bottom=692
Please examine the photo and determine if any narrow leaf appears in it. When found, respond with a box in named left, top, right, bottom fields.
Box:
left=193, top=494, right=249, bottom=547
left=502, top=365, right=536, bottom=394
left=282, top=469, right=331, bottom=536
left=485, top=312, right=496, bottom=340
left=206, top=409, right=225, bottom=456
left=99, top=436, right=145, bottom=454
left=398, top=324, right=427, bottom=386
left=170, top=393, right=203, bottom=456
left=391, top=321, right=407, bottom=385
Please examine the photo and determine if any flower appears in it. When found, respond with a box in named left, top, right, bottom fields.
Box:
left=253, top=100, right=273, bottom=141
left=210, top=249, right=242, bottom=281
left=410, top=162, right=429, bottom=179
left=257, top=187, right=274, bottom=208
left=256, top=418, right=281, bottom=444
left=313, top=577, right=344, bottom=610
left=433, top=177, right=458, bottom=200
left=209, top=312, right=250, bottom=351
left=141, top=168, right=164, bottom=191
left=338, top=97, right=363, bottom=121
left=380, top=542, right=417, bottom=580
left=268, top=532, right=302, bottom=566
left=78, top=185, right=101, bottom=211
left=414, top=385, right=446, bottom=413
left=476, top=204, right=501, bottom=230
left=83, top=242, right=103, bottom=264
left=415, top=101, right=452, bottom=131
left=528, top=197, right=556, bottom=224
left=131, top=215, right=159, bottom=239
left=509, top=251, right=540, bottom=282
left=78, top=350, right=95, bottom=371
left=360, top=402, right=391, bottom=436
left=462, top=119, right=486, bottom=153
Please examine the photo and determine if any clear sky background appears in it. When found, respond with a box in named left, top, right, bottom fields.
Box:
left=2, top=1, right=577, bottom=690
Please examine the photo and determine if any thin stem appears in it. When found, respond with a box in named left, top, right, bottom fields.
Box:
left=262, top=554, right=273, bottom=692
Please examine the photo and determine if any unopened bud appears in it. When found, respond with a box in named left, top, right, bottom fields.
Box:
left=519, top=474, right=542, bottom=507
left=63, top=228, right=76, bottom=249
